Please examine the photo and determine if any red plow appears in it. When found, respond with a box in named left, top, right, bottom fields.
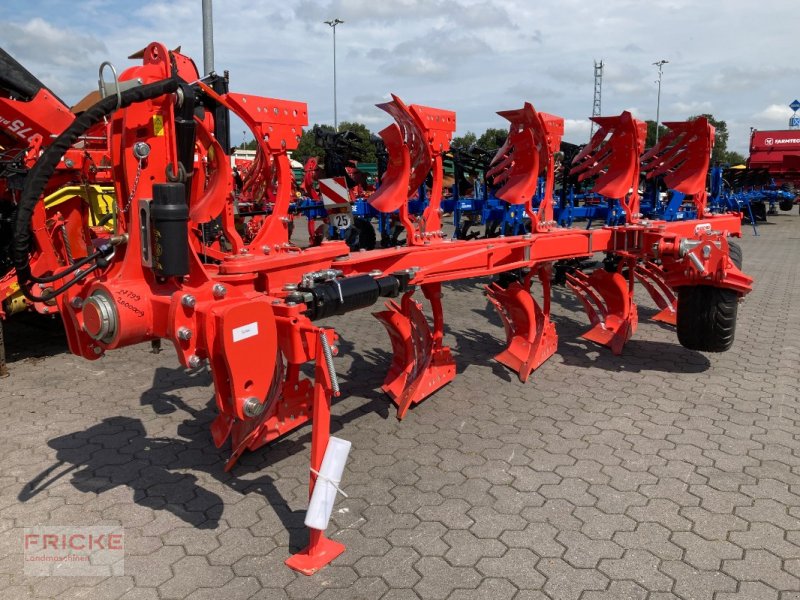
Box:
left=7, top=43, right=752, bottom=573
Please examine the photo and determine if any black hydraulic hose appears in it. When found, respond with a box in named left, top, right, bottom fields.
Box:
left=13, top=76, right=180, bottom=292
left=24, top=249, right=103, bottom=284
left=23, top=263, right=101, bottom=304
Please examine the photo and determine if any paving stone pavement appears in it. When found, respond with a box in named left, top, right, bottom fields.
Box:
left=1, top=213, right=800, bottom=599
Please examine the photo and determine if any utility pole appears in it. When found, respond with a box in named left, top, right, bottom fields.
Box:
left=202, top=0, right=214, bottom=76
left=324, top=19, right=344, bottom=131
left=653, top=59, right=669, bottom=145
left=589, top=60, right=603, bottom=140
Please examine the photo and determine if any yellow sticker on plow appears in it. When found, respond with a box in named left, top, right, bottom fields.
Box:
left=152, top=115, right=164, bottom=136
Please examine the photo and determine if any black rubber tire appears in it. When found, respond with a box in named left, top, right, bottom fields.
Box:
left=752, top=201, right=767, bottom=222
left=344, top=217, right=376, bottom=251
left=728, top=241, right=742, bottom=269
left=779, top=199, right=794, bottom=212
left=676, top=286, right=738, bottom=352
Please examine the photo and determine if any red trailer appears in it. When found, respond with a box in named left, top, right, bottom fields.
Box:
left=748, top=129, right=800, bottom=212
left=748, top=129, right=800, bottom=184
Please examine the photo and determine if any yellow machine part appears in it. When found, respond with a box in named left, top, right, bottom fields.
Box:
left=2, top=283, right=28, bottom=316
left=1, top=185, right=116, bottom=317
left=42, top=184, right=116, bottom=230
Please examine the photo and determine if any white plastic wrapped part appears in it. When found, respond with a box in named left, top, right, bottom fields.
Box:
left=304, top=436, right=352, bottom=531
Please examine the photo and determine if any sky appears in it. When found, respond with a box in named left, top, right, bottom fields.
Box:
left=1, top=0, right=796, bottom=154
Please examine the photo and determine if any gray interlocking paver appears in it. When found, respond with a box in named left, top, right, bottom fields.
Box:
left=476, top=548, right=544, bottom=589
left=717, top=582, right=781, bottom=600
left=723, top=549, right=800, bottom=591
left=660, top=560, right=738, bottom=599
left=536, top=556, right=608, bottom=599
left=2, top=214, right=800, bottom=598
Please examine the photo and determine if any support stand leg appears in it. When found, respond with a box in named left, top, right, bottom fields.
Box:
left=286, top=330, right=345, bottom=575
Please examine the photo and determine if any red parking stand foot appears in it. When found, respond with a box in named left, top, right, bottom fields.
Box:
left=285, top=330, right=346, bottom=575
left=285, top=530, right=346, bottom=575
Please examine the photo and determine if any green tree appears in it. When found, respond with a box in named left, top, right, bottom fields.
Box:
left=477, top=128, right=508, bottom=152
left=645, top=120, right=669, bottom=148
left=451, top=131, right=478, bottom=150
left=721, top=150, right=746, bottom=166
left=292, top=123, right=334, bottom=164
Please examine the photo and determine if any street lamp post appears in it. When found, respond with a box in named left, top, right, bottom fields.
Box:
left=201, top=0, right=215, bottom=76
left=324, top=18, right=344, bottom=132
left=653, top=59, right=668, bottom=145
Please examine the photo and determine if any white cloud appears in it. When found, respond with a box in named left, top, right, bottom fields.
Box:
left=671, top=101, right=713, bottom=114
left=563, top=118, right=592, bottom=144
left=754, top=104, right=794, bottom=123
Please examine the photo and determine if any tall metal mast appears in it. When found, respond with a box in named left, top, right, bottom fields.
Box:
left=653, top=59, right=669, bottom=144
left=202, top=0, right=214, bottom=76
left=589, top=60, right=603, bottom=140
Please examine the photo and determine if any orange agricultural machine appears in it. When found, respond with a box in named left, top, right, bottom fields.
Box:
left=8, top=43, right=751, bottom=572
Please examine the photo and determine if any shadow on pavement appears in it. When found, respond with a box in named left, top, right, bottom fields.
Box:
left=3, top=312, right=68, bottom=365
left=19, top=336, right=395, bottom=552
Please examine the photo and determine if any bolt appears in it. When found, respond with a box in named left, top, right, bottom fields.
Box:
left=284, top=283, right=298, bottom=291
left=702, top=245, right=711, bottom=258
left=187, top=355, right=202, bottom=368
left=64, top=158, right=74, bottom=168
left=181, top=294, right=196, bottom=308
left=92, top=346, right=102, bottom=355
left=42, top=307, right=49, bottom=314
left=212, top=283, right=227, bottom=299
left=177, top=327, right=192, bottom=341
left=261, top=246, right=270, bottom=254
left=70, top=297, right=84, bottom=309
left=243, top=396, right=266, bottom=417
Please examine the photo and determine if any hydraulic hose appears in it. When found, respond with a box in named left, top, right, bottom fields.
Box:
left=13, top=75, right=180, bottom=297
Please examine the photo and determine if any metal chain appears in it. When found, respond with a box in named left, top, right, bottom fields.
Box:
left=116, top=158, right=143, bottom=235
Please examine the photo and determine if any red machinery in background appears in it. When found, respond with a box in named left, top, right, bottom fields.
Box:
left=748, top=130, right=800, bottom=212
left=749, top=129, right=800, bottom=182
left=11, top=43, right=752, bottom=573
left=0, top=48, right=115, bottom=324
